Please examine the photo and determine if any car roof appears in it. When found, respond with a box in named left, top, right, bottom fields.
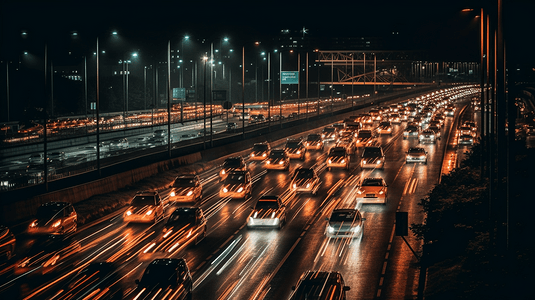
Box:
left=40, top=201, right=70, bottom=208
left=258, top=195, right=280, bottom=201
left=176, top=174, right=197, bottom=179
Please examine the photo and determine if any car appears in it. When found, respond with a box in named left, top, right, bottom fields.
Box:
left=131, top=258, right=192, bottom=300
left=360, top=146, right=385, bottom=169
left=289, top=271, right=351, bottom=300
left=304, top=133, right=324, bottom=151
left=219, top=156, right=248, bottom=181
left=321, top=126, right=337, bottom=141
left=403, top=124, right=420, bottom=139
left=327, top=146, right=350, bottom=170
left=284, top=138, right=307, bottom=160
left=28, top=202, right=77, bottom=236
left=406, top=147, right=428, bottom=164
left=356, top=177, right=388, bottom=204
left=53, top=262, right=123, bottom=300
left=428, top=120, right=442, bottom=129
left=247, top=195, right=287, bottom=229
left=157, top=207, right=207, bottom=252
left=458, top=125, right=474, bottom=137
left=135, top=136, right=152, bottom=147
left=0, top=225, right=16, bottom=261
left=291, top=167, right=321, bottom=195
left=388, top=113, right=402, bottom=124
left=331, top=122, right=346, bottom=133
left=288, top=112, right=298, bottom=119
left=377, top=121, right=393, bottom=135
left=335, top=137, right=356, bottom=155
left=109, top=138, right=129, bottom=149
left=169, top=174, right=202, bottom=202
left=325, top=208, right=365, bottom=238
left=419, top=129, right=438, bottom=144
left=238, top=112, right=250, bottom=120
left=48, top=151, right=66, bottom=162
left=124, top=191, right=164, bottom=223
left=153, top=129, right=166, bottom=137
left=28, top=153, right=50, bottom=165
left=458, top=134, right=474, bottom=145
left=226, top=122, right=238, bottom=132
left=355, top=129, right=375, bottom=147
left=219, top=171, right=252, bottom=199
left=249, top=114, right=266, bottom=124
left=250, top=142, right=271, bottom=161
left=444, top=108, right=455, bottom=116
left=427, top=125, right=442, bottom=138
left=464, top=121, right=477, bottom=132
left=264, top=149, right=290, bottom=171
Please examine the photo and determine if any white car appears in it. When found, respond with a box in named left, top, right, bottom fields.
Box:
left=325, top=208, right=365, bottom=239
left=247, top=195, right=287, bottom=229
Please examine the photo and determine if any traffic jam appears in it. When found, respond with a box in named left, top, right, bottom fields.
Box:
left=0, top=85, right=480, bottom=300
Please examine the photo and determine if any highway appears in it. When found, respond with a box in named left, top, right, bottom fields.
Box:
left=0, top=87, right=479, bottom=299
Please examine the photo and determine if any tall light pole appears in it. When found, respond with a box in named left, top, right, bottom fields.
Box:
left=203, top=55, right=208, bottom=149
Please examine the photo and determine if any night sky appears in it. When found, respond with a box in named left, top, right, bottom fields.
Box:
left=1, top=0, right=533, bottom=64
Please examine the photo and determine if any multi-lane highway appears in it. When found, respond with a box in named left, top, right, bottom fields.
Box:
left=0, top=87, right=480, bottom=300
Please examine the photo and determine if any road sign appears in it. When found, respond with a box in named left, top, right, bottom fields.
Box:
left=173, top=88, right=186, bottom=100
left=281, top=71, right=299, bottom=84
left=395, top=212, right=409, bottom=236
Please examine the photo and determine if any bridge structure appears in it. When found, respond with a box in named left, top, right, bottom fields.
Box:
left=315, top=50, right=479, bottom=87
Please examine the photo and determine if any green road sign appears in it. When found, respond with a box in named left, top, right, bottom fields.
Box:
left=281, top=71, right=299, bottom=84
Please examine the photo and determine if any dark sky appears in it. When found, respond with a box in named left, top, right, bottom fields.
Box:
left=1, top=0, right=533, bottom=65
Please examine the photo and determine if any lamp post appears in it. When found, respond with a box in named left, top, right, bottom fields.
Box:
left=203, top=55, right=208, bottom=149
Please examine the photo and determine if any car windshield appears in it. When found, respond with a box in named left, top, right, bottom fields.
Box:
left=36, top=205, right=63, bottom=219
left=362, top=148, right=382, bottom=158
left=408, top=148, right=425, bottom=154
left=173, top=178, right=196, bottom=187
left=307, top=134, right=321, bottom=141
left=131, top=195, right=156, bottom=206
left=253, top=144, right=268, bottom=152
left=323, top=127, right=335, bottom=133
left=359, top=131, right=372, bottom=138
left=167, top=210, right=195, bottom=227
left=406, top=126, right=418, bottom=131
left=223, top=158, right=243, bottom=168
left=329, top=149, right=346, bottom=156
left=140, top=265, right=180, bottom=286
left=362, top=178, right=384, bottom=186
left=330, top=211, right=358, bottom=222
left=286, top=141, right=300, bottom=148
left=225, top=173, right=245, bottom=183
left=295, top=170, right=315, bottom=179
left=255, top=200, right=280, bottom=210
left=269, top=151, right=286, bottom=158
left=380, top=122, right=390, bottom=127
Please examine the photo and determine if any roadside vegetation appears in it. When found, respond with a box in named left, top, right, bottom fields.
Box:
left=412, top=142, right=535, bottom=299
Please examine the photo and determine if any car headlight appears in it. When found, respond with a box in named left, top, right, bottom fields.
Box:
left=30, top=220, right=37, bottom=228
left=362, top=160, right=367, bottom=164
left=262, top=153, right=267, bottom=157
left=379, top=190, right=384, bottom=194
left=306, top=183, right=310, bottom=188
left=126, top=210, right=132, bottom=216
left=251, top=153, right=255, bottom=157
left=221, top=169, right=225, bottom=175
left=322, top=134, right=325, bottom=138
left=328, top=159, right=332, bottom=164
left=341, top=159, right=345, bottom=164
left=306, top=142, right=309, bottom=146
left=317, top=143, right=321, bottom=146
left=170, top=191, right=176, bottom=197
left=293, top=183, right=297, bottom=189
left=350, top=225, right=361, bottom=232
left=327, top=226, right=334, bottom=233
left=271, top=212, right=276, bottom=219
left=357, top=189, right=363, bottom=194
left=223, top=187, right=228, bottom=193
left=376, top=160, right=381, bottom=164
left=266, top=160, right=271, bottom=164
left=146, top=209, right=153, bottom=215
left=238, top=187, right=244, bottom=193
left=51, top=220, right=62, bottom=228
left=187, top=190, right=193, bottom=196
left=279, top=161, right=284, bottom=165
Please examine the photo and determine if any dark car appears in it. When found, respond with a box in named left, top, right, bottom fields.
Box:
left=54, top=262, right=123, bottom=300
left=28, top=202, right=77, bottom=236
left=264, top=149, right=290, bottom=171
left=325, top=208, right=365, bottom=239
left=0, top=225, right=16, bottom=261
left=151, top=207, right=207, bottom=253
left=219, top=171, right=253, bottom=199
left=360, top=146, right=385, bottom=169
left=124, top=191, right=164, bottom=224
left=291, top=167, right=321, bottom=195
left=219, top=156, right=248, bottom=181
left=129, top=258, right=192, bottom=300
left=289, top=270, right=351, bottom=300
